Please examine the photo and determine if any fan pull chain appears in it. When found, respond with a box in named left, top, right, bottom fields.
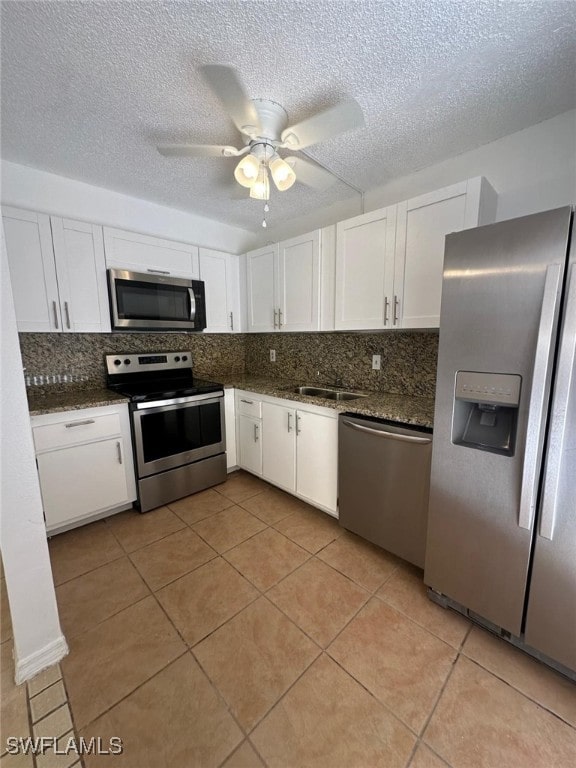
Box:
left=262, top=201, right=269, bottom=228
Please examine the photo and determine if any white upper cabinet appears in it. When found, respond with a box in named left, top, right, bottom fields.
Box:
left=246, top=244, right=278, bottom=332
left=3, top=206, right=109, bottom=333
left=335, top=206, right=397, bottom=330
left=246, top=230, right=322, bottom=333
left=198, top=248, right=241, bottom=333
left=51, top=218, right=110, bottom=332
left=103, top=227, right=199, bottom=278
left=395, top=177, right=497, bottom=329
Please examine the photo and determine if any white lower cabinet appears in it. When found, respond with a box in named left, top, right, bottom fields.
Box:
left=31, top=404, right=136, bottom=534
left=236, top=391, right=338, bottom=516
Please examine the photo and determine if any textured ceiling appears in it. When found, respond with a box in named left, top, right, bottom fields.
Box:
left=1, top=0, right=575, bottom=234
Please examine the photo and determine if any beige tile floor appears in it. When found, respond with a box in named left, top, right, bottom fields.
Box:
left=7, top=470, right=575, bottom=767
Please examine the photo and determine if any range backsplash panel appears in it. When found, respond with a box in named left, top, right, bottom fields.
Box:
left=245, top=331, right=438, bottom=398
left=19, top=333, right=246, bottom=389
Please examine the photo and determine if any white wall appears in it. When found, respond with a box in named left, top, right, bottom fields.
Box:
left=1, top=161, right=254, bottom=254
left=0, top=225, right=68, bottom=683
left=248, top=109, right=576, bottom=248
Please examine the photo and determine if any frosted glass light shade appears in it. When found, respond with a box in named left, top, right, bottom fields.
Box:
left=249, top=164, right=270, bottom=200
left=234, top=154, right=260, bottom=188
left=270, top=155, right=296, bottom=191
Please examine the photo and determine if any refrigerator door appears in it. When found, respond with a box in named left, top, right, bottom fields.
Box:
left=425, top=207, right=572, bottom=635
left=525, top=254, right=576, bottom=673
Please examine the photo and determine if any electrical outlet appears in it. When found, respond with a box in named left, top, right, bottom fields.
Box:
left=372, top=354, right=381, bottom=370
left=270, top=349, right=276, bottom=362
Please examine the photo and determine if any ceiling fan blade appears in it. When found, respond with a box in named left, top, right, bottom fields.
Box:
left=157, top=144, right=247, bottom=158
left=281, top=99, right=364, bottom=150
left=285, top=155, right=336, bottom=191
left=199, top=65, right=261, bottom=136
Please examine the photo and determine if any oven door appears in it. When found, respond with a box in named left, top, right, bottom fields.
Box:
left=131, top=392, right=225, bottom=477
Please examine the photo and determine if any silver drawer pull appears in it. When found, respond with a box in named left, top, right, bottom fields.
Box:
left=342, top=420, right=431, bottom=444
left=116, top=441, right=123, bottom=464
left=65, top=419, right=96, bottom=428
left=147, top=268, right=171, bottom=275
left=229, top=311, right=234, bottom=331
left=296, top=414, right=301, bottom=435
left=241, top=399, right=254, bottom=405
left=64, top=301, right=71, bottom=329
left=287, top=412, right=292, bottom=432
left=253, top=423, right=259, bottom=442
left=52, top=300, right=59, bottom=329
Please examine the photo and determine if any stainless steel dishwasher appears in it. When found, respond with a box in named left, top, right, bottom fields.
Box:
left=338, top=413, right=433, bottom=568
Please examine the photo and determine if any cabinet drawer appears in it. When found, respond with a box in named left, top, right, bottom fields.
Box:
left=237, top=395, right=262, bottom=418
left=33, top=412, right=122, bottom=452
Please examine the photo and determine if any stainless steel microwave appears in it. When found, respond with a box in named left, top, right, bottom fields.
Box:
left=107, top=268, right=207, bottom=332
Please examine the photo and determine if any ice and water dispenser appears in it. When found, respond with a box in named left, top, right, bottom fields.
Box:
left=452, top=371, right=522, bottom=456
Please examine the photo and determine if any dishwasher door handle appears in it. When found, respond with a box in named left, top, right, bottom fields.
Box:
left=341, top=419, right=432, bottom=444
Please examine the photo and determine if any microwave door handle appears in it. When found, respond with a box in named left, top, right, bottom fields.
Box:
left=188, top=288, right=196, bottom=321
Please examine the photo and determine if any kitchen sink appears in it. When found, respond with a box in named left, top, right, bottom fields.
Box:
left=293, top=386, right=368, bottom=401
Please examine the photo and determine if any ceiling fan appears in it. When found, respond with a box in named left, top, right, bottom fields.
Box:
left=157, top=65, right=365, bottom=210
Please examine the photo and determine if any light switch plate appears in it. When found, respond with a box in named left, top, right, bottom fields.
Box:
left=270, top=349, right=276, bottom=362
left=372, top=354, right=381, bottom=370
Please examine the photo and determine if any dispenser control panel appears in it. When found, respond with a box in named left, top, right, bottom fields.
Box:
left=455, top=371, right=522, bottom=407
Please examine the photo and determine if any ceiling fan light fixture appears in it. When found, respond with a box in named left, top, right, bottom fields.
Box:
left=249, top=163, right=270, bottom=200
left=269, top=155, right=296, bottom=191
left=234, top=153, right=260, bottom=188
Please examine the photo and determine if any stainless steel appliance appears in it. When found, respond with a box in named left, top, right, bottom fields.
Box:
left=106, top=351, right=225, bottom=512
left=338, top=414, right=433, bottom=568
left=107, top=268, right=206, bottom=332
left=425, top=206, right=575, bottom=679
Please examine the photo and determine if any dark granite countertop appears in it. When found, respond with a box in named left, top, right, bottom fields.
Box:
left=27, top=387, right=130, bottom=417
left=212, top=375, right=434, bottom=429
left=27, top=376, right=434, bottom=428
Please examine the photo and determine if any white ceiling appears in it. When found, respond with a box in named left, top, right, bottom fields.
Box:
left=2, top=0, right=575, bottom=234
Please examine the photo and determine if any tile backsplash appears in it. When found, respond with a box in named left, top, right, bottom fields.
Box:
left=19, top=329, right=438, bottom=398
left=245, top=331, right=438, bottom=398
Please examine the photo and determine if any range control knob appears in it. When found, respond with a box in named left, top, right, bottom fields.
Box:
left=113, top=359, right=122, bottom=366
left=182, top=355, right=188, bottom=361
left=124, top=359, right=131, bottom=365
left=174, top=356, right=181, bottom=362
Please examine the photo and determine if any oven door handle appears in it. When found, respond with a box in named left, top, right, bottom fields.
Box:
left=133, top=392, right=223, bottom=410
left=188, top=288, right=197, bottom=322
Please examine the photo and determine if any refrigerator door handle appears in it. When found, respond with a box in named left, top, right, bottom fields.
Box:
left=519, top=262, right=563, bottom=530
left=539, top=262, right=576, bottom=540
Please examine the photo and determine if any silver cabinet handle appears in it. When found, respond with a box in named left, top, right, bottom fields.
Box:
left=273, top=308, right=278, bottom=329
left=52, top=300, right=59, bottom=329
left=393, top=295, right=400, bottom=326
left=296, top=414, right=301, bottom=435
left=64, top=301, right=71, bottom=329
left=240, top=399, right=254, bottom=405
left=229, top=311, right=234, bottom=331
left=287, top=412, right=292, bottom=432
left=116, top=441, right=123, bottom=464
left=384, top=296, right=390, bottom=326
left=147, top=268, right=170, bottom=275
left=65, top=419, right=96, bottom=429
left=342, top=420, right=432, bottom=444
left=188, top=288, right=197, bottom=321
left=253, top=423, right=259, bottom=442
left=539, top=263, right=576, bottom=540
left=519, top=262, right=563, bottom=531
left=278, top=308, right=283, bottom=328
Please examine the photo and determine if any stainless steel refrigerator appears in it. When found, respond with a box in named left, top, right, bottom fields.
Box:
left=424, top=206, right=575, bottom=679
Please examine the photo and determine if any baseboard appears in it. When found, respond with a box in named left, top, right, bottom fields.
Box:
left=15, top=634, right=69, bottom=684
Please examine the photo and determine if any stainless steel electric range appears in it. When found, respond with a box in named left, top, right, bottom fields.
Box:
left=106, top=351, right=226, bottom=512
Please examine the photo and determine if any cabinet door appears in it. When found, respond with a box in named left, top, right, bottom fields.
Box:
left=335, top=206, right=397, bottom=330
left=395, top=179, right=490, bottom=329
left=2, top=206, right=61, bottom=332
left=103, top=227, right=199, bottom=278
left=277, top=231, right=320, bottom=332
left=51, top=218, right=110, bottom=332
left=237, top=415, right=262, bottom=475
left=262, top=402, right=296, bottom=491
left=37, top=438, right=130, bottom=530
left=296, top=410, right=338, bottom=514
left=246, top=245, right=277, bottom=332
left=199, top=248, right=238, bottom=333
